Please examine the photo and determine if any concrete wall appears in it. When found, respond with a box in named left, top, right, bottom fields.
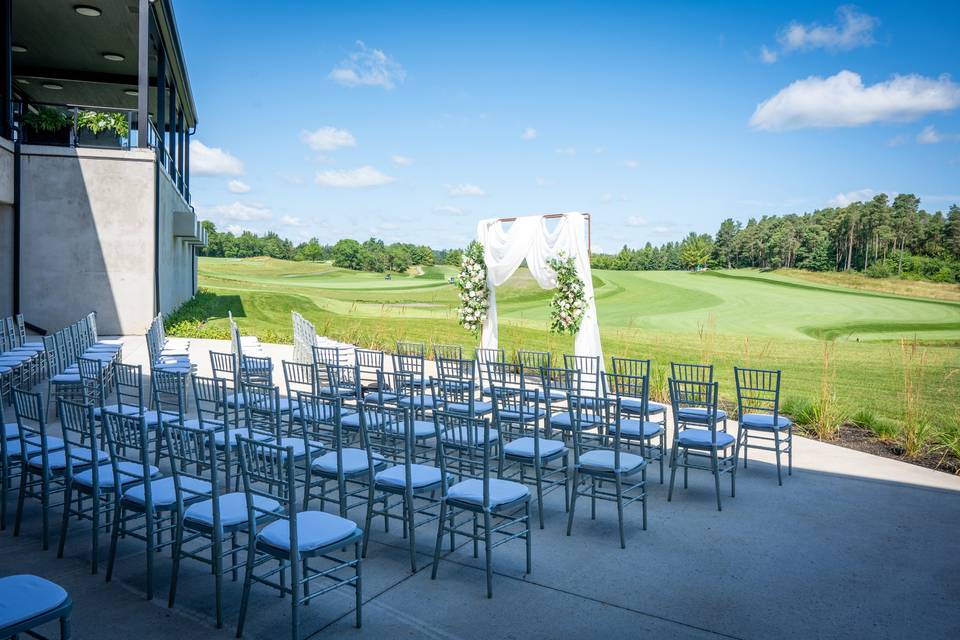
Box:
left=0, top=138, right=15, bottom=319
left=157, top=169, right=196, bottom=316
left=19, top=145, right=156, bottom=335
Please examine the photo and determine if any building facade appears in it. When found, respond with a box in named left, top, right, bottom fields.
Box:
left=0, top=0, right=204, bottom=335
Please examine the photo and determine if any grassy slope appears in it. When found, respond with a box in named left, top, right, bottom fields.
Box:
left=175, top=258, right=960, bottom=435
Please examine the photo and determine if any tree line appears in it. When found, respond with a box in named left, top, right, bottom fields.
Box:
left=199, top=194, right=960, bottom=282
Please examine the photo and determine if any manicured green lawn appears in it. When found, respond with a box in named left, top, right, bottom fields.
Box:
left=171, top=257, right=960, bottom=450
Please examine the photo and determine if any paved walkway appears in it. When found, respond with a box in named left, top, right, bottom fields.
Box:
left=3, top=337, right=958, bottom=639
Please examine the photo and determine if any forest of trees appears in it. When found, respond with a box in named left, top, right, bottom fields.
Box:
left=199, top=194, right=960, bottom=282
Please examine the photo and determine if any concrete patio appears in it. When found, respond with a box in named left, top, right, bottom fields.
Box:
left=3, top=337, right=959, bottom=639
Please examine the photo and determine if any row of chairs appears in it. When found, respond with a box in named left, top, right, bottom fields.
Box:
left=146, top=313, right=194, bottom=375
left=0, top=314, right=47, bottom=404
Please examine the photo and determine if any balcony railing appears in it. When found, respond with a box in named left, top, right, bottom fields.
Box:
left=11, top=100, right=190, bottom=203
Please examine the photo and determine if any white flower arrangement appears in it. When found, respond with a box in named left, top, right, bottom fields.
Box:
left=548, top=252, right=588, bottom=335
left=456, top=240, right=489, bottom=335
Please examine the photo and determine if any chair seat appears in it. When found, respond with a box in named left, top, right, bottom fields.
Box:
left=375, top=463, right=448, bottom=489
left=80, top=351, right=115, bottom=362
left=619, top=398, right=667, bottom=416
left=495, top=408, right=541, bottom=422
left=3, top=422, right=16, bottom=439
left=446, top=401, right=494, bottom=415
left=5, top=437, right=65, bottom=459
left=395, top=394, right=437, bottom=409
left=0, top=574, right=70, bottom=631
left=259, top=511, right=360, bottom=552
left=185, top=492, right=281, bottom=528
left=441, top=426, right=499, bottom=446
left=740, top=413, right=793, bottom=430
left=226, top=392, right=246, bottom=408
left=271, top=437, right=323, bottom=459
left=182, top=417, right=224, bottom=431
left=388, top=419, right=436, bottom=439
left=142, top=410, right=180, bottom=427
left=123, top=476, right=211, bottom=509
left=448, top=478, right=529, bottom=508
left=51, top=372, right=81, bottom=384
left=74, top=461, right=160, bottom=489
left=677, top=407, right=728, bottom=422
left=341, top=410, right=386, bottom=430
left=549, top=412, right=597, bottom=429
left=213, top=430, right=271, bottom=447
left=93, top=404, right=145, bottom=418
left=618, top=419, right=664, bottom=439
left=579, top=449, right=645, bottom=474
left=503, top=436, right=566, bottom=460
left=677, top=429, right=736, bottom=449
left=311, top=448, right=383, bottom=476
left=318, top=386, right=356, bottom=397
left=28, top=447, right=109, bottom=471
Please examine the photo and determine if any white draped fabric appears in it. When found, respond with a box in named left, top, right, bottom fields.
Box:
left=476, top=212, right=603, bottom=364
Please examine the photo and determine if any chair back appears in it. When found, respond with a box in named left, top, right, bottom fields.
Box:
left=152, top=369, right=188, bottom=424
left=57, top=399, right=101, bottom=484
left=669, top=379, right=720, bottom=441
left=392, top=352, right=425, bottom=387
left=325, top=363, right=361, bottom=405
left=563, top=354, right=602, bottom=396
left=433, top=343, right=463, bottom=360
left=239, top=354, right=273, bottom=387
left=77, top=357, right=107, bottom=409
left=371, top=370, right=418, bottom=408
left=42, top=335, right=60, bottom=376
left=490, top=380, right=541, bottom=447
left=296, top=392, right=344, bottom=450
left=164, top=423, right=218, bottom=512
left=282, top=360, right=316, bottom=401
left=567, top=394, right=621, bottom=468
left=209, top=351, right=239, bottom=386
left=434, top=357, right=477, bottom=414
left=395, top=341, right=425, bottom=357
left=236, top=436, right=301, bottom=553
left=435, top=412, right=494, bottom=502
left=475, top=348, right=505, bottom=393
left=101, top=410, right=154, bottom=499
left=363, top=404, right=416, bottom=468
left=355, top=349, right=384, bottom=390
left=610, top=356, right=650, bottom=379
left=671, top=362, right=714, bottom=384
left=113, top=363, right=145, bottom=414
left=604, top=371, right=648, bottom=417
left=192, top=375, right=230, bottom=430
left=13, top=389, right=54, bottom=466
left=241, top=382, right=283, bottom=440
left=540, top=366, right=582, bottom=415
left=734, top=367, right=781, bottom=422
left=2, top=317, right=18, bottom=350
left=16, top=314, right=32, bottom=347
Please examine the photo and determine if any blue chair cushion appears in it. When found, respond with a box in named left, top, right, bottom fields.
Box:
left=51, top=373, right=81, bottom=384
left=74, top=461, right=160, bottom=489
left=93, top=404, right=145, bottom=418
left=619, top=398, right=667, bottom=416
left=375, top=464, right=448, bottom=489
left=226, top=393, right=246, bottom=408
left=341, top=410, right=388, bottom=430
left=259, top=511, right=359, bottom=552
left=395, top=394, right=437, bottom=409
left=494, top=408, right=540, bottom=422
left=441, top=426, right=499, bottom=446
left=213, top=430, right=271, bottom=448
left=740, top=413, right=792, bottom=430
left=386, top=419, right=435, bottom=439
left=0, top=574, right=69, bottom=631
left=80, top=351, right=115, bottom=362
left=28, top=447, right=109, bottom=471
left=5, top=437, right=65, bottom=459
left=579, top=449, right=645, bottom=473
left=123, top=476, right=211, bottom=508
left=318, top=386, right=356, bottom=397
left=448, top=478, right=529, bottom=508
left=184, top=492, right=281, bottom=528
left=182, top=417, right=224, bottom=431
left=272, top=437, right=324, bottom=460
left=311, top=448, right=383, bottom=476
left=549, top=412, right=598, bottom=429
left=618, top=419, right=664, bottom=439
left=503, top=436, right=566, bottom=460
left=446, top=401, right=493, bottom=415
left=677, top=407, right=728, bottom=422
left=677, top=429, right=736, bottom=449
left=3, top=422, right=17, bottom=439
left=142, top=410, right=180, bottom=427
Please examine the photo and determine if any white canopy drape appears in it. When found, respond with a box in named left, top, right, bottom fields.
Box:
left=476, top=212, right=603, bottom=363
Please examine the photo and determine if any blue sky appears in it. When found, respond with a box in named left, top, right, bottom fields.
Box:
left=176, top=1, right=960, bottom=252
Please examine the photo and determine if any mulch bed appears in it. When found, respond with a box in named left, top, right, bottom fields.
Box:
left=809, top=423, right=960, bottom=476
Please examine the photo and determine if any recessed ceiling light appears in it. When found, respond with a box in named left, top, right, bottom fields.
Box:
left=11, top=45, right=27, bottom=53
left=16, top=78, right=29, bottom=85
left=74, top=5, right=102, bottom=17
left=103, top=52, right=125, bottom=62
left=124, top=88, right=138, bottom=96
left=43, top=83, right=63, bottom=90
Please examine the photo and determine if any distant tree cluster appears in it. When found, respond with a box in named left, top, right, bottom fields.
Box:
left=593, top=196, right=960, bottom=282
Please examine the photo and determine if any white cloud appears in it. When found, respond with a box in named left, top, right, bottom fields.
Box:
left=329, top=41, right=406, bottom=90
left=651, top=225, right=672, bottom=235
left=391, top=154, right=414, bottom=166
left=227, top=179, right=250, bottom=194
left=760, top=45, right=778, bottom=64
left=190, top=140, right=244, bottom=177
left=886, top=135, right=908, bottom=147
left=448, top=183, right=486, bottom=197
left=917, top=125, right=941, bottom=144
left=279, top=215, right=302, bottom=226
left=555, top=147, right=576, bottom=156
left=625, top=215, right=648, bottom=227
left=778, top=6, right=879, bottom=52
left=828, top=188, right=875, bottom=207
left=433, top=205, right=465, bottom=215
left=276, top=172, right=305, bottom=186
left=198, top=201, right=272, bottom=223
left=314, top=166, right=395, bottom=188
left=521, top=127, right=537, bottom=140
left=299, top=126, right=356, bottom=151
left=624, top=159, right=639, bottom=169
left=750, top=71, right=960, bottom=131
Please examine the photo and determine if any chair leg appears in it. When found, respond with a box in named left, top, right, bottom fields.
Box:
left=430, top=501, right=447, bottom=580
left=788, top=426, right=793, bottom=476
left=534, top=465, right=544, bottom=530
left=91, top=493, right=101, bottom=574
left=774, top=430, right=783, bottom=486
left=60, top=611, right=71, bottom=640
left=106, top=505, right=121, bottom=582
left=236, top=540, right=256, bottom=638
left=712, top=450, right=722, bottom=512
left=566, top=469, right=579, bottom=536
left=615, top=475, right=625, bottom=549
left=41, top=474, right=50, bottom=550
left=145, top=513, right=155, bottom=600
left=1, top=461, right=8, bottom=531
left=354, top=541, right=362, bottom=628
left=667, top=446, right=678, bottom=502
left=168, top=518, right=184, bottom=610
left=406, top=491, right=417, bottom=573
left=483, top=510, right=493, bottom=598
left=562, top=453, right=570, bottom=511
left=289, top=553, right=301, bottom=640
left=524, top=501, right=532, bottom=574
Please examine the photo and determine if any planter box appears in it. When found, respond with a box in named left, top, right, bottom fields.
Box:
left=23, top=126, right=71, bottom=146
left=76, top=128, right=124, bottom=148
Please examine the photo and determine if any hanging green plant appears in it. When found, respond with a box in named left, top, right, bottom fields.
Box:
left=22, top=106, right=71, bottom=132
left=77, top=110, right=130, bottom=137
left=455, top=240, right=489, bottom=335
left=547, top=252, right=588, bottom=335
